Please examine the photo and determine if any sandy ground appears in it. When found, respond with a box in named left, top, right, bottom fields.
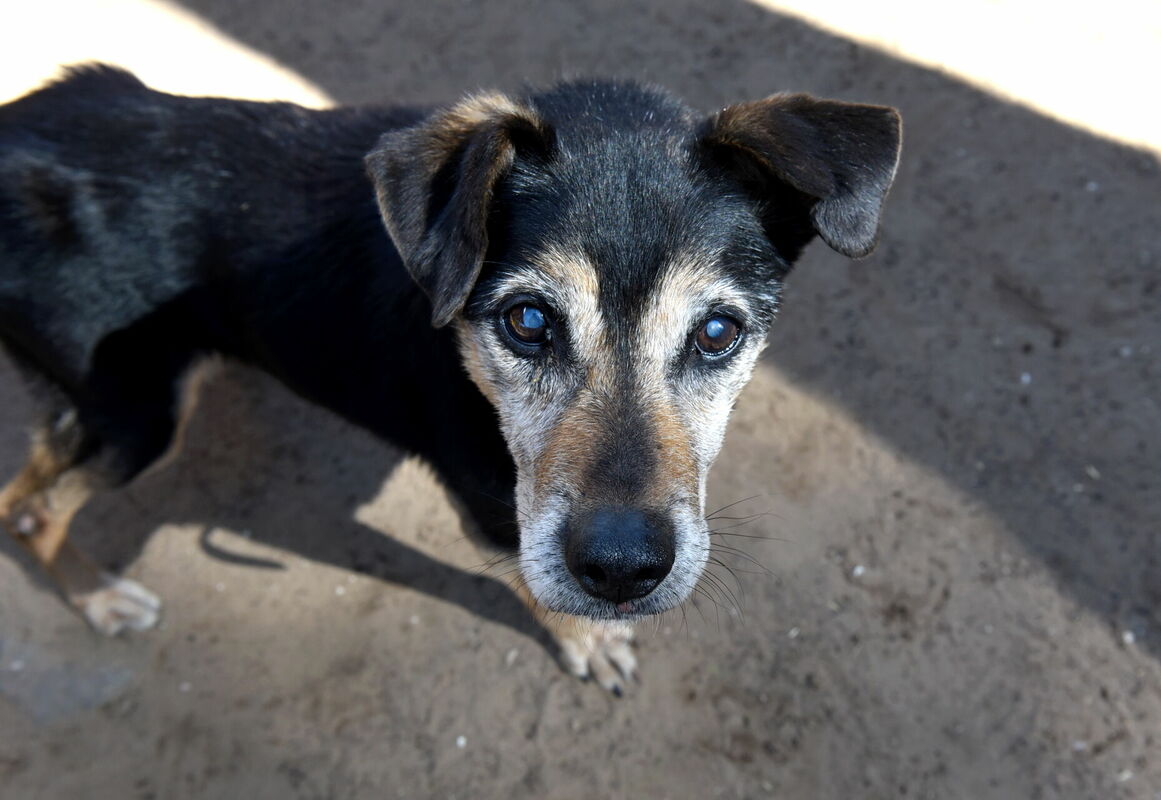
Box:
left=1, top=1, right=1159, bottom=798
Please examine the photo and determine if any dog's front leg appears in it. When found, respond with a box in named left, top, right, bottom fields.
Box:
left=516, top=584, right=637, bottom=695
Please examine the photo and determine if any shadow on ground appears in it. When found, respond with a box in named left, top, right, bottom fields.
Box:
left=65, top=366, right=552, bottom=649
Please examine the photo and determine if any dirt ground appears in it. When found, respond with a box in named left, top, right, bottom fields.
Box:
left=1, top=1, right=1159, bottom=798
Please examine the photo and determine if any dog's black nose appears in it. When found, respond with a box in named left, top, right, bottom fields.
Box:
left=565, top=508, right=675, bottom=605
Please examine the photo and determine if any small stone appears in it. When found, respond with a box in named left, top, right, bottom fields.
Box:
left=1119, top=345, right=1133, bottom=358
left=9, top=659, right=24, bottom=672
left=455, top=735, right=467, bottom=749
left=1122, top=630, right=1136, bottom=645
left=1085, top=180, right=1100, bottom=192
left=334, top=585, right=346, bottom=596
left=787, top=627, right=800, bottom=639
left=851, top=564, right=866, bottom=578
left=504, top=648, right=519, bottom=667
left=1019, top=372, right=1032, bottom=386
left=1116, top=769, right=1133, bottom=783
left=214, top=582, right=225, bottom=593
left=1085, top=465, right=1101, bottom=480
left=179, top=681, right=192, bottom=693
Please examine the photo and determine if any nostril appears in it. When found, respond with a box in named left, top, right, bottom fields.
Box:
left=633, top=565, right=666, bottom=586
left=582, top=564, right=607, bottom=586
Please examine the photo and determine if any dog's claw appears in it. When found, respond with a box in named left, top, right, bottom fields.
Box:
left=73, top=573, right=162, bottom=636
left=559, top=620, right=637, bottom=694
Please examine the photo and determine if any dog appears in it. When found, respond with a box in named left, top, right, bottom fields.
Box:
left=0, top=65, right=900, bottom=693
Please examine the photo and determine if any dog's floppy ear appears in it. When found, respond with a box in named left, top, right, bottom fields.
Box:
left=366, top=93, right=552, bottom=326
left=702, top=94, right=901, bottom=259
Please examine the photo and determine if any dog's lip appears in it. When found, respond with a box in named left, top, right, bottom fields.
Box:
left=539, top=592, right=657, bottom=620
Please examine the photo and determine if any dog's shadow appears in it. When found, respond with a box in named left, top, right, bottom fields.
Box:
left=3, top=362, right=553, bottom=653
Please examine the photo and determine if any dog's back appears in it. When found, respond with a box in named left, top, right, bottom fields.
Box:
left=0, top=66, right=417, bottom=380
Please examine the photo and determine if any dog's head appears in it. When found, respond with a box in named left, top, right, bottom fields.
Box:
left=366, top=81, right=900, bottom=619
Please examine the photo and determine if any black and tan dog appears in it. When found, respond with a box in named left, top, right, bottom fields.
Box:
left=0, top=66, right=900, bottom=691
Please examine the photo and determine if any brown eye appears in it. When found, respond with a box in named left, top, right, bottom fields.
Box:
left=504, top=303, right=550, bottom=346
left=695, top=316, right=741, bottom=356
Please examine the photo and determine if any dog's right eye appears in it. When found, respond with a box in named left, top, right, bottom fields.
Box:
left=503, top=303, right=550, bottom=347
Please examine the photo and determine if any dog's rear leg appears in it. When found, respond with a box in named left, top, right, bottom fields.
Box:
left=0, top=395, right=182, bottom=634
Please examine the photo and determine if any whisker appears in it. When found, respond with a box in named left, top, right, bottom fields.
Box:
left=704, top=512, right=769, bottom=523
left=710, top=543, right=774, bottom=575
left=709, top=530, right=793, bottom=543
left=701, top=566, right=744, bottom=623
left=703, top=495, right=762, bottom=520
left=706, top=516, right=769, bottom=533
left=707, top=557, right=750, bottom=606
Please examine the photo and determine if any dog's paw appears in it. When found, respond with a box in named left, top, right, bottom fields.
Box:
left=0, top=497, right=48, bottom=538
left=73, top=574, right=162, bottom=636
left=558, top=620, right=637, bottom=696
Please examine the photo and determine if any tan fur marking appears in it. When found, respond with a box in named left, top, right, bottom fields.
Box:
left=0, top=428, right=83, bottom=565
left=533, top=245, right=609, bottom=373
left=455, top=321, right=500, bottom=406
left=0, top=431, right=69, bottom=517
left=641, top=397, right=699, bottom=504
left=144, top=357, right=221, bottom=478
left=1, top=419, right=161, bottom=631
left=423, top=92, right=544, bottom=169
left=628, top=254, right=739, bottom=505
left=446, top=92, right=535, bottom=129
left=2, top=464, right=97, bottom=566
left=533, top=389, right=603, bottom=495
left=1, top=418, right=100, bottom=578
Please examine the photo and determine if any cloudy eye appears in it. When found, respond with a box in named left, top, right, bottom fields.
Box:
left=504, top=302, right=550, bottom=347
left=695, top=315, right=741, bottom=357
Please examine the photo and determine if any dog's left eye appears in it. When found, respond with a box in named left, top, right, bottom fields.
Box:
left=504, top=303, right=550, bottom=347
left=695, top=316, right=741, bottom=357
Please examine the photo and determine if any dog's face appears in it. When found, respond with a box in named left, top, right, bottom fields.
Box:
left=367, top=82, right=901, bottom=619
